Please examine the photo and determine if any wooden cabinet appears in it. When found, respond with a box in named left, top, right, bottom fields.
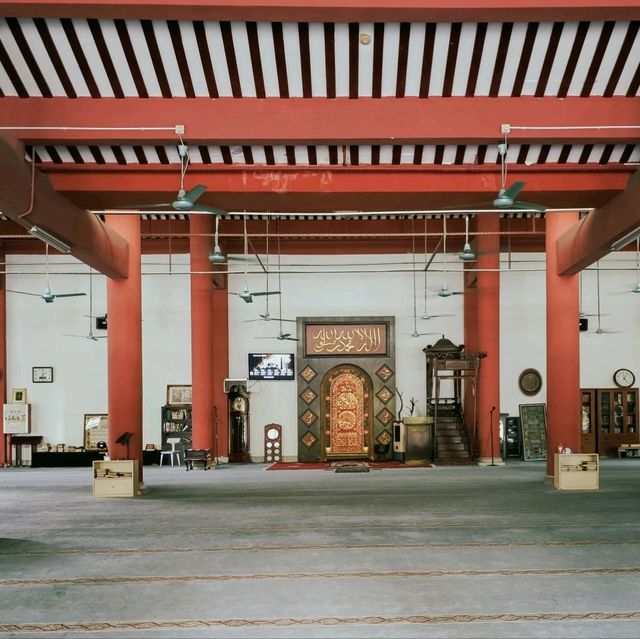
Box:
left=92, top=460, right=139, bottom=497
left=554, top=453, right=599, bottom=490
left=597, top=388, right=637, bottom=457
left=161, top=405, right=192, bottom=457
left=581, top=388, right=638, bottom=457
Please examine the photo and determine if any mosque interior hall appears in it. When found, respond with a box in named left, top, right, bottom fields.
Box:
left=1, top=0, right=640, bottom=637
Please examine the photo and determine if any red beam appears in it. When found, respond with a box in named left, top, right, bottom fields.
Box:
left=42, top=164, right=633, bottom=212
left=3, top=0, right=638, bottom=21
left=2, top=97, right=637, bottom=145
left=557, top=170, right=640, bottom=275
left=0, top=139, right=129, bottom=277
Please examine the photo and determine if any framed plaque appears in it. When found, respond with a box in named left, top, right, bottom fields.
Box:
left=166, top=385, right=192, bottom=406
left=84, top=414, right=108, bottom=451
left=304, top=322, right=388, bottom=357
left=519, top=403, right=547, bottom=461
left=32, top=367, right=53, bottom=383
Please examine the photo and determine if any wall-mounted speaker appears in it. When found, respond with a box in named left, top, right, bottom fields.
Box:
left=579, top=318, right=588, bottom=332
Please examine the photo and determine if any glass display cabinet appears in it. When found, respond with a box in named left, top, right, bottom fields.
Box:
left=595, top=388, right=637, bottom=457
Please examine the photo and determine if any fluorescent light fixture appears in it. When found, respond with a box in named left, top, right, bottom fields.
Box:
left=611, top=227, right=640, bottom=251
left=28, top=225, right=71, bottom=253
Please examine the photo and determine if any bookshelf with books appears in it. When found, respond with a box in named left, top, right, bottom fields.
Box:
left=161, top=405, right=192, bottom=457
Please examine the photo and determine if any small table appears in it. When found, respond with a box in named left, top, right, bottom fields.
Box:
left=184, top=449, right=211, bottom=470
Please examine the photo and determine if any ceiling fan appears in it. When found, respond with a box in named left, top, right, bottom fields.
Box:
left=458, top=215, right=477, bottom=261
left=209, top=216, right=257, bottom=264
left=409, top=219, right=438, bottom=337
left=64, top=269, right=108, bottom=341
left=127, top=144, right=226, bottom=215
left=257, top=224, right=298, bottom=341
left=420, top=229, right=453, bottom=319
left=593, top=262, right=620, bottom=334
left=451, top=142, right=546, bottom=212
left=242, top=218, right=294, bottom=324
left=229, top=218, right=280, bottom=303
left=615, top=237, right=640, bottom=294
left=7, top=245, right=86, bottom=303
left=436, top=217, right=463, bottom=298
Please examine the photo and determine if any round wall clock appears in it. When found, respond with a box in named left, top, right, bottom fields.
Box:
left=613, top=368, right=635, bottom=388
left=518, top=368, right=542, bottom=396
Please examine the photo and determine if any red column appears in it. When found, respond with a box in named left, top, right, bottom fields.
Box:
left=475, top=214, right=501, bottom=464
left=546, top=212, right=581, bottom=475
left=212, top=289, right=229, bottom=460
left=106, top=216, right=143, bottom=478
left=189, top=217, right=215, bottom=453
left=463, top=266, right=478, bottom=449
left=0, top=246, right=7, bottom=466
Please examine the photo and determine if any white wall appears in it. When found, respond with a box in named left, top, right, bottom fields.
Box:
left=6, top=254, right=191, bottom=447
left=6, top=249, right=640, bottom=460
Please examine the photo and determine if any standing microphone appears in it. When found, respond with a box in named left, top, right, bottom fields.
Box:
left=489, top=406, right=497, bottom=466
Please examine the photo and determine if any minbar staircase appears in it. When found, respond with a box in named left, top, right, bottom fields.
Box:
left=432, top=402, right=475, bottom=465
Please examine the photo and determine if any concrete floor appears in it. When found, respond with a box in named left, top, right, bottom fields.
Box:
left=1, top=459, right=640, bottom=638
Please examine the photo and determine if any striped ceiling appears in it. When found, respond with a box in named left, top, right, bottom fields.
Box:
left=0, top=9, right=638, bottom=225
left=25, top=142, right=640, bottom=167
left=1, top=18, right=639, bottom=100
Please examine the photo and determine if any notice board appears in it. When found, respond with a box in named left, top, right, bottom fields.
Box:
left=519, top=403, right=547, bottom=461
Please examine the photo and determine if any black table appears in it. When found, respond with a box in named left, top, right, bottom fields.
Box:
left=31, top=450, right=162, bottom=467
left=31, top=451, right=102, bottom=467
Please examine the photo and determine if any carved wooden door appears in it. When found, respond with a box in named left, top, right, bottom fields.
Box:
left=321, top=365, right=373, bottom=459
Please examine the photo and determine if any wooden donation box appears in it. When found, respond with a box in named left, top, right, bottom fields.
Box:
left=92, top=460, right=140, bottom=497
left=3, top=403, right=37, bottom=466
left=3, top=403, right=31, bottom=434
left=554, top=454, right=599, bottom=490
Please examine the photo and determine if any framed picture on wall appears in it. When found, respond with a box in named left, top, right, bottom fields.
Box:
left=166, top=385, right=192, bottom=406
left=32, top=367, right=54, bottom=383
left=84, top=414, right=109, bottom=451
left=11, top=388, right=27, bottom=403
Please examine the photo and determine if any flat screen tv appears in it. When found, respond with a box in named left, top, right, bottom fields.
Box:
left=248, top=353, right=295, bottom=381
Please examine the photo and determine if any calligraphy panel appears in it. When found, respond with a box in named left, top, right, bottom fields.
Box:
left=519, top=403, right=547, bottom=461
left=305, top=323, right=388, bottom=357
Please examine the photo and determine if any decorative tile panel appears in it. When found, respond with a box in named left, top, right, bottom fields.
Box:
left=376, top=430, right=392, bottom=446
left=300, top=409, right=318, bottom=426
left=300, top=365, right=318, bottom=383
left=376, top=364, right=394, bottom=382
left=376, top=386, right=394, bottom=404
left=300, top=388, right=318, bottom=404
left=301, top=431, right=318, bottom=448
left=376, top=407, right=394, bottom=425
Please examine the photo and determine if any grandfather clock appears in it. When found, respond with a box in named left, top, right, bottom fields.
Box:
left=228, top=385, right=251, bottom=463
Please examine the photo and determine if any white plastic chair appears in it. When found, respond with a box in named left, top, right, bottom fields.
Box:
left=160, top=438, right=181, bottom=466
